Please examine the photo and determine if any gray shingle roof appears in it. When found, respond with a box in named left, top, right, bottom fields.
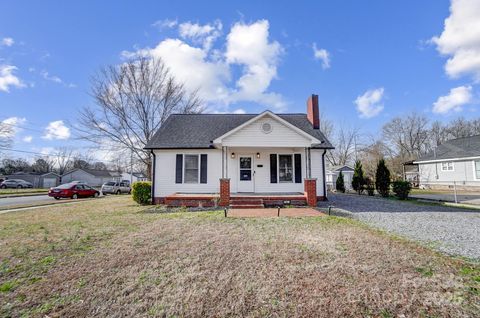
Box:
left=145, top=113, right=334, bottom=149
left=415, top=135, right=480, bottom=162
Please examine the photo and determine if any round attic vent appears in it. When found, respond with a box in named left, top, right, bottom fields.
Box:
left=261, top=122, right=272, bottom=134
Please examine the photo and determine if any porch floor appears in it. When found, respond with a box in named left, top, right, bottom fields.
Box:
left=228, top=208, right=324, bottom=218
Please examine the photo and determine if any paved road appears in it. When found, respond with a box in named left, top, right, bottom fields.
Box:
left=319, top=193, right=480, bottom=260
left=0, top=194, right=54, bottom=207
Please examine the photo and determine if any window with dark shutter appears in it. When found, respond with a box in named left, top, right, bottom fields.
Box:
left=270, top=154, right=277, bottom=183
left=200, top=154, right=208, bottom=184
left=294, top=153, right=302, bottom=183
left=175, top=154, right=183, bottom=183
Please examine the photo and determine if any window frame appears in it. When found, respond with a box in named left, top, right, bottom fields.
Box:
left=277, top=154, right=294, bottom=183
left=474, top=160, right=480, bottom=180
left=183, top=154, right=200, bottom=184
left=441, top=161, right=454, bottom=172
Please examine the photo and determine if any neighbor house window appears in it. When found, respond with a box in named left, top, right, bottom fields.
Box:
left=475, top=160, right=480, bottom=179
left=278, top=155, right=293, bottom=182
left=184, top=155, right=199, bottom=183
left=441, top=162, right=454, bottom=171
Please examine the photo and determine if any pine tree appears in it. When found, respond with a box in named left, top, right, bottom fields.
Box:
left=351, top=160, right=365, bottom=195
left=336, top=171, right=345, bottom=193
left=375, top=159, right=391, bottom=197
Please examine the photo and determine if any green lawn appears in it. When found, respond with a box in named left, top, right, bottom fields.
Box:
left=0, top=196, right=478, bottom=317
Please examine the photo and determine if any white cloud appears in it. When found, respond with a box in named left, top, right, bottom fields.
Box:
left=312, top=43, right=330, bottom=69
left=124, top=19, right=286, bottom=112
left=225, top=20, right=285, bottom=110
left=22, top=135, right=33, bottom=143
left=178, top=20, right=222, bottom=50
left=144, top=38, right=231, bottom=103
left=0, top=65, right=24, bottom=92
left=431, top=0, right=480, bottom=80
left=354, top=88, right=385, bottom=118
left=233, top=108, right=246, bottom=114
left=432, top=85, right=472, bottom=114
left=0, top=117, right=26, bottom=138
left=40, top=70, right=76, bottom=88
left=1, top=37, right=14, bottom=47
left=152, top=18, right=178, bottom=30
left=43, top=120, right=71, bottom=140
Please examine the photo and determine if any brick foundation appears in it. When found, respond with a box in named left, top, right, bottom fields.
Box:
left=219, top=178, right=230, bottom=207
left=304, top=178, right=317, bottom=207
left=152, top=197, right=165, bottom=205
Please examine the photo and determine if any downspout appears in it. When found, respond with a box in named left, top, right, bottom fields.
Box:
left=321, top=149, right=327, bottom=199
left=150, top=150, right=156, bottom=204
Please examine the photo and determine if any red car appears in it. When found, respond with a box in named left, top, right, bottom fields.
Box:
left=48, top=183, right=100, bottom=200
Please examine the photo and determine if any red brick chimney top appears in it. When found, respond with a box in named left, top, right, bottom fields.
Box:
left=307, top=94, right=319, bottom=129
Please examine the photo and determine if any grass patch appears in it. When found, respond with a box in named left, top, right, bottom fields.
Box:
left=0, top=196, right=478, bottom=317
left=0, top=188, right=48, bottom=195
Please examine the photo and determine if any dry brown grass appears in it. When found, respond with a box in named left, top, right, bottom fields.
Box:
left=0, top=196, right=479, bottom=317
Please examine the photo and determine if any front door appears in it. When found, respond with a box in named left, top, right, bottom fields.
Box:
left=238, top=155, right=254, bottom=192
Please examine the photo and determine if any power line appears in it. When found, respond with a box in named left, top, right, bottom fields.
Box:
left=0, top=147, right=119, bottom=164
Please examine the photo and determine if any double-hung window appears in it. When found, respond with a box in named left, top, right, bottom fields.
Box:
left=184, top=155, right=199, bottom=183
left=441, top=162, right=454, bottom=171
left=278, top=154, right=293, bottom=182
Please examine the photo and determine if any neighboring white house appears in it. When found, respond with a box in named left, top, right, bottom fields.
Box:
left=413, top=135, right=480, bottom=190
left=121, top=172, right=148, bottom=184
left=61, top=168, right=122, bottom=187
left=326, top=165, right=354, bottom=190
left=145, top=94, right=334, bottom=207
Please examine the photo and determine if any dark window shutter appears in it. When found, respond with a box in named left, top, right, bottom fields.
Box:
left=270, top=154, right=277, bottom=183
left=294, top=154, right=302, bottom=183
left=200, top=154, right=208, bottom=184
left=175, top=154, right=183, bottom=183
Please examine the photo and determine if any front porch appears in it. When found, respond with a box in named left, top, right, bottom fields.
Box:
left=158, top=185, right=320, bottom=208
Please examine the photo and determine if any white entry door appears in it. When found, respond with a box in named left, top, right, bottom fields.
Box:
left=238, top=155, right=254, bottom=192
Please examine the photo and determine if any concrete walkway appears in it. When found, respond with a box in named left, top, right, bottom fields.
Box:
left=228, top=207, right=324, bottom=218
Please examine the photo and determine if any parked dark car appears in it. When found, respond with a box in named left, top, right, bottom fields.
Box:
left=48, top=183, right=100, bottom=200
left=0, top=179, right=34, bottom=189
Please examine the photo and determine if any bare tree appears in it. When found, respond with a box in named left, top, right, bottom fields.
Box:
left=78, top=57, right=203, bottom=173
left=52, top=147, right=74, bottom=175
left=326, top=125, right=361, bottom=167
left=0, top=123, right=13, bottom=149
left=382, top=113, right=429, bottom=161
left=32, top=157, right=55, bottom=173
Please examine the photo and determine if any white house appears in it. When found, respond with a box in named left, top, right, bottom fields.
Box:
left=61, top=168, right=122, bottom=187
left=145, top=94, right=334, bottom=208
left=326, top=165, right=354, bottom=190
left=413, top=135, right=480, bottom=190
left=121, top=172, right=148, bottom=184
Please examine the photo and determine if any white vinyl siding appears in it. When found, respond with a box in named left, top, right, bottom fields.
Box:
left=222, top=114, right=313, bottom=147
left=417, top=160, right=480, bottom=187
left=153, top=149, right=222, bottom=196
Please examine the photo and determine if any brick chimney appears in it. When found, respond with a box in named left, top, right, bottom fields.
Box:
left=307, top=94, right=319, bottom=129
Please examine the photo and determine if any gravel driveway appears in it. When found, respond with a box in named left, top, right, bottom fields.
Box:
left=318, top=193, right=480, bottom=260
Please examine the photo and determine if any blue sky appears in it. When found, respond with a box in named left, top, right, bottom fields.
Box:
left=0, top=0, right=478, bottom=161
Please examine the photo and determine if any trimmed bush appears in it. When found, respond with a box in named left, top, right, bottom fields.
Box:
left=392, top=181, right=411, bottom=200
left=132, top=181, right=152, bottom=205
left=336, top=171, right=346, bottom=193
left=375, top=159, right=391, bottom=197
left=351, top=160, right=365, bottom=195
left=365, top=177, right=375, bottom=196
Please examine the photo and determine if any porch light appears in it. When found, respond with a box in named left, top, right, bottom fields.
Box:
left=231, top=152, right=235, bottom=159
left=256, top=152, right=260, bottom=159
